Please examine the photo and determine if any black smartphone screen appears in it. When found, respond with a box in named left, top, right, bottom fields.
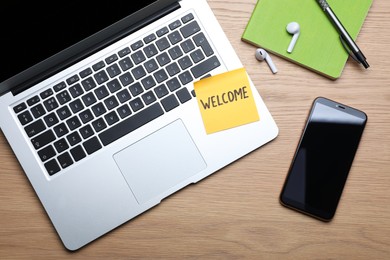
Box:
left=280, top=97, right=367, bottom=221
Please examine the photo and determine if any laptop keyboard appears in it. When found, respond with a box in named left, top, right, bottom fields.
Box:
left=12, top=12, right=221, bottom=176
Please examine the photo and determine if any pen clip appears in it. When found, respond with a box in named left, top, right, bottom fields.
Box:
left=339, top=35, right=360, bottom=64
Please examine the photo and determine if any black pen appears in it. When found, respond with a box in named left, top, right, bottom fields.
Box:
left=317, top=0, right=369, bottom=69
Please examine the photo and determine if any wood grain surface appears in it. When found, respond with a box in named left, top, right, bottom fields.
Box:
left=1, top=0, right=389, bottom=258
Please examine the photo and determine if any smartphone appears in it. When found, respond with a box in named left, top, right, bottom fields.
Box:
left=280, top=97, right=367, bottom=221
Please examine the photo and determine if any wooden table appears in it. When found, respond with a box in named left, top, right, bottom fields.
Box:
left=1, top=0, right=389, bottom=258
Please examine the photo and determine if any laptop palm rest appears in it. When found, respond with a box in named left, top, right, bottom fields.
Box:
left=114, top=120, right=207, bottom=204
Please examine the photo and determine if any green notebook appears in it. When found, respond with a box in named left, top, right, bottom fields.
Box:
left=242, top=0, right=372, bottom=79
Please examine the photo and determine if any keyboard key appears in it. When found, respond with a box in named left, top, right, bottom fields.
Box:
left=168, top=31, right=183, bottom=45
left=69, top=83, right=84, bottom=98
left=190, top=49, right=205, bottom=63
left=131, top=40, right=144, bottom=51
left=201, top=74, right=212, bottom=80
left=56, top=106, right=72, bottom=120
left=94, top=85, right=110, bottom=100
left=156, top=52, right=171, bottom=66
left=117, top=104, right=132, bottom=119
left=154, top=69, right=168, bottom=83
left=119, top=57, right=133, bottom=71
left=181, top=13, right=194, bottom=23
left=154, top=84, right=169, bottom=98
left=191, top=56, right=220, bottom=78
left=156, top=26, right=169, bottom=37
left=53, top=82, right=67, bottom=92
left=66, top=74, right=80, bottom=86
left=178, top=71, right=193, bottom=85
left=31, top=130, right=56, bottom=150
left=181, top=13, right=194, bottom=24
left=155, top=37, right=170, bottom=51
left=82, top=92, right=97, bottom=107
left=180, top=21, right=201, bottom=38
left=143, top=44, right=158, bottom=58
left=104, top=96, right=119, bottom=110
left=39, top=97, right=54, bottom=111
left=92, top=118, right=107, bottom=133
left=131, top=50, right=146, bottom=65
left=54, top=138, right=69, bottom=153
left=92, top=61, right=105, bottom=71
left=144, top=59, right=159, bottom=73
left=129, top=97, right=144, bottom=112
left=99, top=102, right=164, bottom=146
left=91, top=103, right=107, bottom=117
left=132, top=65, right=147, bottom=80
left=169, top=20, right=182, bottom=30
left=193, top=32, right=214, bottom=57
left=107, top=78, right=122, bottom=93
left=104, top=111, right=120, bottom=126
left=79, top=125, right=94, bottom=139
left=142, top=91, right=157, bottom=105
left=166, top=62, right=181, bottom=76
left=30, top=104, right=46, bottom=118
left=69, top=99, right=85, bottom=113
left=105, top=54, right=118, bottom=64
left=83, top=137, right=102, bottom=155
left=94, top=70, right=109, bottom=85
left=176, top=87, right=192, bottom=104
left=43, top=97, right=59, bottom=112
left=66, top=116, right=82, bottom=131
left=44, top=112, right=59, bottom=127
left=161, top=94, right=179, bottom=112
left=143, top=33, right=156, bottom=44
left=25, top=119, right=46, bottom=137
left=40, top=89, right=53, bottom=100
left=27, top=95, right=40, bottom=106
left=116, top=89, right=131, bottom=103
left=66, top=132, right=82, bottom=146
left=56, top=90, right=72, bottom=105
left=178, top=56, right=193, bottom=70
left=38, top=145, right=56, bottom=162
left=119, top=72, right=134, bottom=87
left=81, top=77, right=97, bottom=91
left=53, top=123, right=69, bottom=138
left=168, top=46, right=183, bottom=60
left=70, top=145, right=86, bottom=162
left=79, top=67, right=92, bottom=78
left=45, top=159, right=61, bottom=176
left=181, top=39, right=195, bottom=53
left=107, top=63, right=122, bottom=78
left=118, top=47, right=131, bottom=58
left=13, top=102, right=27, bottom=113
left=129, top=82, right=144, bottom=97
left=166, top=77, right=181, bottom=92
left=58, top=152, right=73, bottom=169
left=79, top=109, right=94, bottom=124
left=141, top=76, right=156, bottom=90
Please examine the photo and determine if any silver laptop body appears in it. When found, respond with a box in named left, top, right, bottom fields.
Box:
left=0, top=0, right=278, bottom=250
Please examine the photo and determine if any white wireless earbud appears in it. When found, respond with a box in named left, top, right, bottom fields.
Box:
left=286, top=22, right=300, bottom=53
left=255, top=48, right=277, bottom=74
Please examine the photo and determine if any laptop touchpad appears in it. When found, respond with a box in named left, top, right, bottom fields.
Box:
left=114, top=120, right=207, bottom=204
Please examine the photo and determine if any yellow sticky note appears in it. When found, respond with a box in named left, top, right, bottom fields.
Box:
left=194, top=68, right=260, bottom=134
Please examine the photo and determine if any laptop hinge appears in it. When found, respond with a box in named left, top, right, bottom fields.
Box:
left=11, top=1, right=180, bottom=96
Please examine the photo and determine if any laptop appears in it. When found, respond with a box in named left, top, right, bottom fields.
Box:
left=0, top=0, right=278, bottom=250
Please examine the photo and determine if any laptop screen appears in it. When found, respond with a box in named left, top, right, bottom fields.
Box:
left=0, top=1, right=157, bottom=83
